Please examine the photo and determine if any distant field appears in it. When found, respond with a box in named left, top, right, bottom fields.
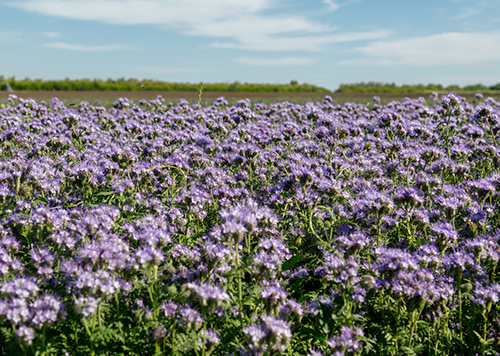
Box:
left=1, top=90, right=331, bottom=100
left=2, top=90, right=498, bottom=106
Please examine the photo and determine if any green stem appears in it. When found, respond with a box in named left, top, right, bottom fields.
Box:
left=458, top=273, right=464, bottom=355
left=234, top=242, right=243, bottom=328
left=445, top=113, right=451, bottom=160
left=83, top=315, right=96, bottom=356
left=245, top=234, right=251, bottom=258
left=155, top=339, right=161, bottom=356
left=171, top=329, right=176, bottom=356
left=149, top=265, right=159, bottom=319
left=91, top=305, right=98, bottom=334
left=197, top=82, right=203, bottom=119
left=409, top=301, right=426, bottom=348
left=202, top=323, right=207, bottom=356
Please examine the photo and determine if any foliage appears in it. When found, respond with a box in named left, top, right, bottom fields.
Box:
left=0, top=76, right=329, bottom=93
left=336, top=81, right=500, bottom=94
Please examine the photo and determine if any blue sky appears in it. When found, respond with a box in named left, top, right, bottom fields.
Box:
left=0, top=0, right=499, bottom=91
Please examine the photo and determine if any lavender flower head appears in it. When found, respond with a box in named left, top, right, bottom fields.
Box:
left=261, top=279, right=287, bottom=313
left=200, top=328, right=220, bottom=346
left=1, top=277, right=39, bottom=299
left=0, top=297, right=30, bottom=325
left=177, top=305, right=204, bottom=330
left=30, top=247, right=55, bottom=277
left=243, top=324, right=268, bottom=353
left=134, top=245, right=164, bottom=267
left=252, top=237, right=291, bottom=277
left=30, top=294, right=65, bottom=328
left=185, top=282, right=230, bottom=309
left=220, top=198, right=277, bottom=243
left=243, top=314, right=292, bottom=353
left=441, top=92, right=461, bottom=109
left=430, top=221, right=458, bottom=252
left=16, top=325, right=35, bottom=346
left=261, top=314, right=292, bottom=352
left=326, top=325, right=364, bottom=354
left=336, top=231, right=369, bottom=255
left=471, top=283, right=500, bottom=310
left=74, top=296, right=100, bottom=318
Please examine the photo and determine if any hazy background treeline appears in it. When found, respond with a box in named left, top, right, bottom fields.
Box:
left=0, top=77, right=328, bottom=93
left=336, top=81, right=500, bottom=94
left=1, top=77, right=500, bottom=93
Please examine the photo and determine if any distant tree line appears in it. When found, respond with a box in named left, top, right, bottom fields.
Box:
left=0, top=76, right=329, bottom=93
left=335, top=82, right=500, bottom=94
left=3, top=77, right=499, bottom=94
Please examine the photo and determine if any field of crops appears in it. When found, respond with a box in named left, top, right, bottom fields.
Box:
left=0, top=93, right=499, bottom=355
left=3, top=90, right=482, bottom=107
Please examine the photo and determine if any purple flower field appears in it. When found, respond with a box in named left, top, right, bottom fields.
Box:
left=0, top=93, right=499, bottom=355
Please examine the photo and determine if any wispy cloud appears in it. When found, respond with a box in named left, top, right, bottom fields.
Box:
left=235, top=57, right=317, bottom=66
left=213, top=30, right=391, bottom=52
left=41, top=31, right=62, bottom=38
left=44, top=41, right=131, bottom=51
left=322, top=0, right=340, bottom=11
left=0, top=30, right=22, bottom=43
left=344, top=32, right=500, bottom=66
left=3, top=0, right=390, bottom=51
left=451, top=7, right=480, bottom=19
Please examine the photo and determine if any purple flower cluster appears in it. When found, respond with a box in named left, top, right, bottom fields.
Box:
left=243, top=314, right=292, bottom=354
left=0, top=276, right=64, bottom=345
left=0, top=93, right=499, bottom=354
left=326, top=326, right=364, bottom=355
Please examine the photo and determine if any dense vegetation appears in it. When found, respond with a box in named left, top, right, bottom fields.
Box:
left=337, top=82, right=500, bottom=94
left=3, top=77, right=500, bottom=95
left=0, top=93, right=499, bottom=355
left=0, top=77, right=329, bottom=93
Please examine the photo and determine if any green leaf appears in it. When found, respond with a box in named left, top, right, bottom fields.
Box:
left=400, top=346, right=418, bottom=356
left=282, top=253, right=304, bottom=271
left=94, top=190, right=115, bottom=196
left=301, top=327, right=325, bottom=342
left=35, top=195, right=48, bottom=204
left=287, top=277, right=304, bottom=292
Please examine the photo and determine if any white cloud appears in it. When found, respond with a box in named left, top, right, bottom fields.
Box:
left=347, top=32, right=500, bottom=66
left=235, top=57, right=317, bottom=66
left=41, top=31, right=62, bottom=38
left=44, top=41, right=131, bottom=51
left=3, top=0, right=390, bottom=52
left=322, top=0, right=340, bottom=11
left=2, top=0, right=276, bottom=25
